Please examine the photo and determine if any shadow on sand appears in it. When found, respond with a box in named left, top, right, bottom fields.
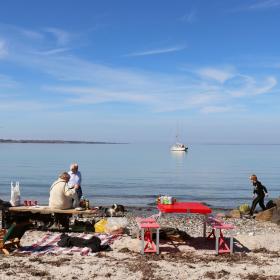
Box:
left=158, top=228, right=250, bottom=254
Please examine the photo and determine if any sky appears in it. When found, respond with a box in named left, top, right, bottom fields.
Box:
left=0, top=0, right=280, bottom=143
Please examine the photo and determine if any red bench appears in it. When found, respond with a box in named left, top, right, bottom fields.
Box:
left=207, top=216, right=235, bottom=254
left=136, top=217, right=160, bottom=255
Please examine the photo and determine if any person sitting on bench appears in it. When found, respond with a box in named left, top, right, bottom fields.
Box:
left=49, top=172, right=79, bottom=210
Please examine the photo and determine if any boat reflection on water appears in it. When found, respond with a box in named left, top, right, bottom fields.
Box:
left=170, top=149, right=187, bottom=158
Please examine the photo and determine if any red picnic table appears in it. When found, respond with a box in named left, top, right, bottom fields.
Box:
left=157, top=202, right=212, bottom=237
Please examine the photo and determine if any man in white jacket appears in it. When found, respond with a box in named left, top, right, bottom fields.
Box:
left=49, top=172, right=79, bottom=209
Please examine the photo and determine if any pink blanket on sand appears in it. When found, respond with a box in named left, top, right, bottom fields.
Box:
left=15, top=232, right=119, bottom=256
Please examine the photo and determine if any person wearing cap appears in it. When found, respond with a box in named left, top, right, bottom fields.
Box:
left=249, top=174, right=268, bottom=216
left=68, top=163, right=82, bottom=199
left=49, top=172, right=79, bottom=209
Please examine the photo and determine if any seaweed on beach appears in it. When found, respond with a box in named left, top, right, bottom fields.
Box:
left=204, top=269, right=230, bottom=279
left=118, top=247, right=131, bottom=253
left=242, top=273, right=280, bottom=280
left=252, top=248, right=280, bottom=258
left=29, top=256, right=71, bottom=266
left=0, top=262, right=10, bottom=269
left=123, top=259, right=163, bottom=280
left=139, top=251, right=268, bottom=266
left=30, top=269, right=50, bottom=277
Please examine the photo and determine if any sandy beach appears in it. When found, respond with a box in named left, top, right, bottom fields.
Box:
left=1, top=209, right=280, bottom=280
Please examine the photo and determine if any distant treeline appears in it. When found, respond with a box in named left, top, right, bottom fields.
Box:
left=0, top=139, right=127, bottom=144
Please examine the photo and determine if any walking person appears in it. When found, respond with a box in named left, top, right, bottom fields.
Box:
left=249, top=174, right=268, bottom=216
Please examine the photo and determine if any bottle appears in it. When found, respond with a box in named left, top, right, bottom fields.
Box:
left=80, top=196, right=85, bottom=208
left=85, top=199, right=89, bottom=210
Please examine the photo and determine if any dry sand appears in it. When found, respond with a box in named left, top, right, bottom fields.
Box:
left=1, top=214, right=280, bottom=280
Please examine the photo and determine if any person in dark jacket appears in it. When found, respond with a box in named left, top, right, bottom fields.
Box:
left=249, top=174, right=268, bottom=216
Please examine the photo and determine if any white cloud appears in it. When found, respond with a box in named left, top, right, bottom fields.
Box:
left=0, top=24, right=279, bottom=115
left=0, top=39, right=8, bottom=58
left=44, top=86, right=154, bottom=104
left=0, top=100, right=45, bottom=111
left=200, top=106, right=232, bottom=114
left=44, top=28, right=70, bottom=45
left=229, top=75, right=277, bottom=97
left=32, top=48, right=70, bottom=56
left=0, top=74, right=18, bottom=88
left=125, top=45, right=186, bottom=57
left=197, top=67, right=235, bottom=83
left=20, top=29, right=44, bottom=40
left=249, top=0, right=280, bottom=9
left=180, top=10, right=196, bottom=23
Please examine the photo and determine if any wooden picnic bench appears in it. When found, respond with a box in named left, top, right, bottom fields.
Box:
left=207, top=216, right=235, bottom=255
left=136, top=217, right=160, bottom=255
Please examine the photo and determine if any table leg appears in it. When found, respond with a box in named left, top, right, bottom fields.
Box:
left=230, top=231, right=233, bottom=254
left=215, top=229, right=220, bottom=255
left=1, top=210, right=4, bottom=229
left=141, top=228, right=144, bottom=255
left=156, top=228, right=159, bottom=255
left=203, top=214, right=208, bottom=238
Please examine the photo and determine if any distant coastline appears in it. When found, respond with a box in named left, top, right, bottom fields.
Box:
left=0, top=139, right=127, bottom=144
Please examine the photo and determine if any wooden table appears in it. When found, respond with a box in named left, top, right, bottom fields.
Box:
left=8, top=206, right=98, bottom=215
left=157, top=202, right=212, bottom=237
left=2, top=206, right=99, bottom=229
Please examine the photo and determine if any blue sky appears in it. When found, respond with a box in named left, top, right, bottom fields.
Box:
left=0, top=0, right=280, bottom=143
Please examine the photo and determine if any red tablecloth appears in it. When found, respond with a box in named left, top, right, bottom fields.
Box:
left=157, top=202, right=212, bottom=214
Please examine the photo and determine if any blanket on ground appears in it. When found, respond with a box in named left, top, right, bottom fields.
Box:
left=14, top=232, right=119, bottom=256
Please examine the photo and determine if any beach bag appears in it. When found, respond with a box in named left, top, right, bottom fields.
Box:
left=10, top=181, right=21, bottom=206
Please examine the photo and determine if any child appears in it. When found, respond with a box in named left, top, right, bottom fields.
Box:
left=249, top=174, right=268, bottom=216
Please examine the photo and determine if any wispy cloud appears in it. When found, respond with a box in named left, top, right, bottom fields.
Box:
left=180, top=10, right=196, bottom=23
left=0, top=100, right=46, bottom=111
left=229, top=75, right=277, bottom=97
left=0, top=74, right=18, bottom=88
left=200, top=106, right=232, bottom=114
left=0, top=24, right=279, bottom=115
left=0, top=39, right=8, bottom=58
left=20, top=29, right=44, bottom=40
left=44, top=27, right=71, bottom=45
left=125, top=45, right=186, bottom=57
left=197, top=67, right=235, bottom=83
left=248, top=0, right=280, bottom=9
left=32, top=48, right=70, bottom=56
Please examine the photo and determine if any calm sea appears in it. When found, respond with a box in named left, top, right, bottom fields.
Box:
left=0, top=143, right=279, bottom=209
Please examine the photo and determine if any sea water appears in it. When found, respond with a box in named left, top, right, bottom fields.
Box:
left=0, top=143, right=279, bottom=209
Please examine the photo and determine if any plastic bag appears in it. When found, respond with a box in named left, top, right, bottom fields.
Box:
left=10, top=181, right=21, bottom=206
left=94, top=219, right=108, bottom=233
left=105, top=217, right=128, bottom=234
left=239, top=204, right=250, bottom=214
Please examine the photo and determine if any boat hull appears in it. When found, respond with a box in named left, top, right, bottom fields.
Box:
left=170, top=145, right=188, bottom=152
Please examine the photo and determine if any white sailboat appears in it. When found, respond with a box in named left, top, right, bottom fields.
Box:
left=170, top=134, right=188, bottom=152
